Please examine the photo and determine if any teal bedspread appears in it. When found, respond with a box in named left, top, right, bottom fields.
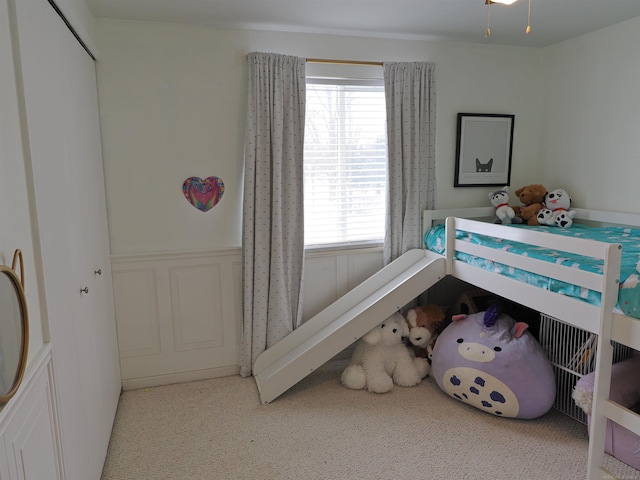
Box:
left=424, top=223, right=640, bottom=319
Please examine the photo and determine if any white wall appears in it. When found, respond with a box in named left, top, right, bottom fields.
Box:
left=540, top=17, right=640, bottom=212
left=95, top=20, right=543, bottom=254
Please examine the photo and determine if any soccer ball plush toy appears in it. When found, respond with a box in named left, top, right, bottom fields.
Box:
left=536, top=188, right=576, bottom=228
left=341, top=313, right=430, bottom=393
left=488, top=186, right=519, bottom=225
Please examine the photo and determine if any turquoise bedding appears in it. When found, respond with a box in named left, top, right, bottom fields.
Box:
left=424, top=223, right=640, bottom=319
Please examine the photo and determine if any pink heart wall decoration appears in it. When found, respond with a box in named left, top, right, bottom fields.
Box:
left=182, top=176, right=225, bottom=212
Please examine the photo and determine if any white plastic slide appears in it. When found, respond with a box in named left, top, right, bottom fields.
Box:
left=253, top=249, right=446, bottom=404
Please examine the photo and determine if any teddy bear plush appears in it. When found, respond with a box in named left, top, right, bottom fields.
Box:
left=536, top=188, right=577, bottom=228
left=341, top=313, right=430, bottom=393
left=404, top=304, right=447, bottom=360
left=488, top=186, right=520, bottom=225
left=513, top=184, right=547, bottom=226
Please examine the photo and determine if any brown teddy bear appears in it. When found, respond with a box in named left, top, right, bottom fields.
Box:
left=513, top=184, right=547, bottom=226
left=404, top=304, right=447, bottom=359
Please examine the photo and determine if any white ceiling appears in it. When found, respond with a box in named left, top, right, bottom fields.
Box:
left=85, top=0, right=640, bottom=48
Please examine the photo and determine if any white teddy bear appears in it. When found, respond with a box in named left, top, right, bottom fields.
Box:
left=536, top=188, right=576, bottom=228
left=341, top=313, right=430, bottom=393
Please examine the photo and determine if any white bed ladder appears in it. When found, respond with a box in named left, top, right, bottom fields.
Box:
left=586, top=242, right=640, bottom=479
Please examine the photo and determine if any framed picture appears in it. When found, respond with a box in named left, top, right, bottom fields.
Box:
left=454, top=113, right=514, bottom=187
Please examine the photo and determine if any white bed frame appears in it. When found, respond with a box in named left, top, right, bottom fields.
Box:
left=422, top=206, right=640, bottom=479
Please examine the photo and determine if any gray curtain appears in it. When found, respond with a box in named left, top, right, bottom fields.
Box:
left=240, top=52, right=306, bottom=377
left=383, top=62, right=436, bottom=265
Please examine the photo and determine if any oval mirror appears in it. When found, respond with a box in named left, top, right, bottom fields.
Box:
left=0, top=250, right=29, bottom=404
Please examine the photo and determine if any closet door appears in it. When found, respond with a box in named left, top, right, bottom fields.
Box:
left=13, top=1, right=121, bottom=479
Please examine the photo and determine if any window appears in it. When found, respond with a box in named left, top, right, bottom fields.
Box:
left=303, top=78, right=387, bottom=249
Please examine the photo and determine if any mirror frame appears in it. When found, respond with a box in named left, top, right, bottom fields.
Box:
left=0, top=250, right=29, bottom=404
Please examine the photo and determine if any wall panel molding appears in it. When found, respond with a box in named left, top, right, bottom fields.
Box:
left=112, top=251, right=242, bottom=389
left=112, top=268, right=161, bottom=358
left=111, top=247, right=383, bottom=389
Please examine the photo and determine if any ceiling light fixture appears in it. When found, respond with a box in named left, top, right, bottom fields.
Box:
left=484, top=0, right=532, bottom=38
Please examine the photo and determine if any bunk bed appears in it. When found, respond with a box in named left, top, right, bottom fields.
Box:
left=421, top=206, right=640, bottom=480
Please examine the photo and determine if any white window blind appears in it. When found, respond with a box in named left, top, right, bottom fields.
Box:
left=304, top=78, right=387, bottom=249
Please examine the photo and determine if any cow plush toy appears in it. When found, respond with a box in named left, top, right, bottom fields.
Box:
left=431, top=305, right=556, bottom=419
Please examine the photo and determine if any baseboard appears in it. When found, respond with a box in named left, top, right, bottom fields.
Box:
left=120, top=352, right=355, bottom=391
left=121, top=365, right=240, bottom=391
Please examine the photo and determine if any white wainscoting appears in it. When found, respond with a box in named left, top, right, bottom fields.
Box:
left=111, top=247, right=384, bottom=390
left=302, top=247, right=384, bottom=321
left=0, top=344, right=64, bottom=480
left=302, top=247, right=385, bottom=361
left=111, top=250, right=243, bottom=390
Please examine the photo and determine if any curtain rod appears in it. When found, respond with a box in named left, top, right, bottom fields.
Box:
left=306, top=58, right=383, bottom=67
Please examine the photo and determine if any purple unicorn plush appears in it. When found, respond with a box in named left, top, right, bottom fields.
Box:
left=431, top=305, right=556, bottom=419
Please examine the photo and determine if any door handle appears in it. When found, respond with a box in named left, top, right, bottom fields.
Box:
left=80, top=286, right=89, bottom=294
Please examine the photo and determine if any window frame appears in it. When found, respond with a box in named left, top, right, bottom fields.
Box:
left=303, top=75, right=388, bottom=251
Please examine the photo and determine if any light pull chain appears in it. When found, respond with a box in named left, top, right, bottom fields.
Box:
left=525, top=0, right=531, bottom=34
left=486, top=2, right=491, bottom=37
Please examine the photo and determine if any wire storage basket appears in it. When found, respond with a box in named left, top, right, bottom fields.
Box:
left=538, top=314, right=634, bottom=424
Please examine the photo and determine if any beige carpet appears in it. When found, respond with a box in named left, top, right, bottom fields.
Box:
left=101, top=361, right=640, bottom=480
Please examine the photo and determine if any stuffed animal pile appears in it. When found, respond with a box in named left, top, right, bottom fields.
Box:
left=536, top=188, right=576, bottom=228
left=508, top=184, right=577, bottom=228
left=341, top=313, right=429, bottom=393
